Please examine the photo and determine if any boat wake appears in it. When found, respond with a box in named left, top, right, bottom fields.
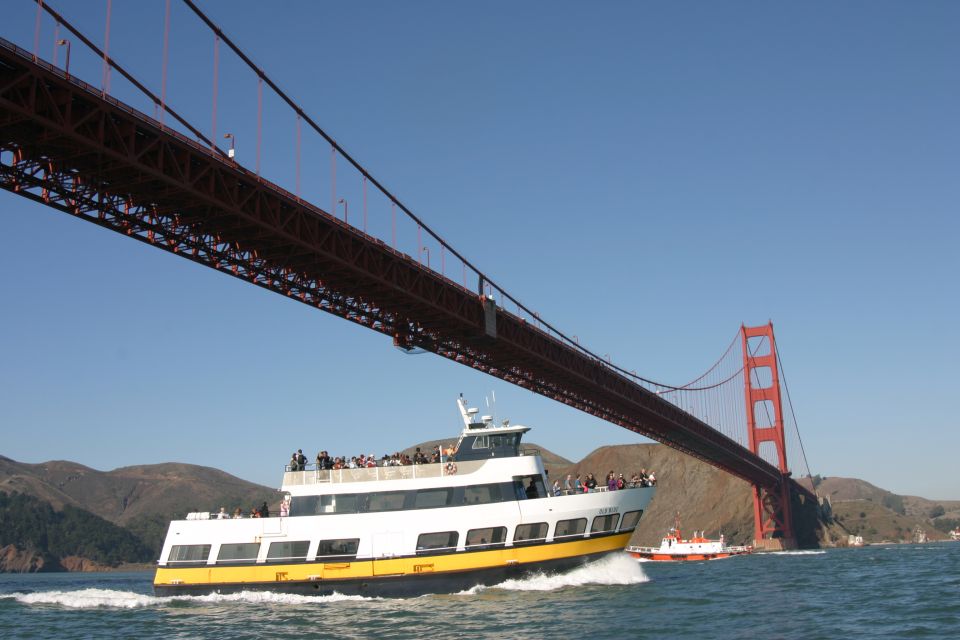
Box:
left=460, top=553, right=649, bottom=594
left=0, top=588, right=368, bottom=609
left=767, top=550, right=827, bottom=556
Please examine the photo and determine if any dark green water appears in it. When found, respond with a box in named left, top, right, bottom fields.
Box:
left=1, top=544, right=957, bottom=639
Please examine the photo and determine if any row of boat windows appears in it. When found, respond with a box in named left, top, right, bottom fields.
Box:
left=165, top=510, right=643, bottom=565
left=289, top=478, right=546, bottom=516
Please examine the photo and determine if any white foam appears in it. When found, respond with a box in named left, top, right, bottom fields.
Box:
left=186, top=590, right=370, bottom=605
left=464, top=553, right=649, bottom=593
left=1, top=588, right=370, bottom=609
left=2, top=589, right=168, bottom=609
left=767, top=550, right=827, bottom=556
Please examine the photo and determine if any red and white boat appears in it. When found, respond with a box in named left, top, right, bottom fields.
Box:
left=625, top=515, right=751, bottom=561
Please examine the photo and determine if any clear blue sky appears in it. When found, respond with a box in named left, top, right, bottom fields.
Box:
left=1, top=1, right=957, bottom=499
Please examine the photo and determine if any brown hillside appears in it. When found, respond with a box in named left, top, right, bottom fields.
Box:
left=831, top=500, right=946, bottom=542
left=547, top=444, right=757, bottom=546
left=0, top=456, right=277, bottom=525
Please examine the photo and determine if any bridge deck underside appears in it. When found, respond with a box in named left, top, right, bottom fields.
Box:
left=0, top=41, right=809, bottom=497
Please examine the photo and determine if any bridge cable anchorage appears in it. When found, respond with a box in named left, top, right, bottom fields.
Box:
left=33, top=0, right=227, bottom=157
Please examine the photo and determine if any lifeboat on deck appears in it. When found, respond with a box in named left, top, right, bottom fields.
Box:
left=625, top=514, right=751, bottom=561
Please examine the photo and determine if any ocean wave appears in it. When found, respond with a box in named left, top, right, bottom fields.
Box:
left=0, top=588, right=368, bottom=609
left=461, top=553, right=649, bottom=594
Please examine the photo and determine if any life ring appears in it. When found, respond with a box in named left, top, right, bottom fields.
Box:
left=445, top=462, right=458, bottom=475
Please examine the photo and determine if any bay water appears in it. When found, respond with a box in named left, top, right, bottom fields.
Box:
left=1, top=543, right=957, bottom=639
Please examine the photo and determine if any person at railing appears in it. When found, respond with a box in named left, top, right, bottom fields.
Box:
left=296, top=449, right=307, bottom=470
left=260, top=501, right=270, bottom=518
left=215, top=506, right=229, bottom=520
left=574, top=474, right=584, bottom=493
left=279, top=496, right=290, bottom=517
left=365, top=453, right=377, bottom=468
left=646, top=470, right=657, bottom=486
left=552, top=478, right=562, bottom=496
left=288, top=453, right=300, bottom=472
left=564, top=474, right=573, bottom=495
left=585, top=473, right=598, bottom=492
left=233, top=507, right=243, bottom=519
left=316, top=450, right=332, bottom=470
left=607, top=472, right=618, bottom=491
left=617, top=473, right=626, bottom=490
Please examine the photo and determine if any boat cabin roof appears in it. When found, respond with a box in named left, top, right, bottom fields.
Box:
left=453, top=396, right=530, bottom=462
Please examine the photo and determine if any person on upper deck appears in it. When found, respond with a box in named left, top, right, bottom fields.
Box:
left=585, top=473, right=598, bottom=491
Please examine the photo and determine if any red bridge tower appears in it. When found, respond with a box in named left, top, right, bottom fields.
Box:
left=742, top=323, right=796, bottom=549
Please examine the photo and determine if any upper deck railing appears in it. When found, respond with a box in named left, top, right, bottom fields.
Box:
left=282, top=459, right=492, bottom=487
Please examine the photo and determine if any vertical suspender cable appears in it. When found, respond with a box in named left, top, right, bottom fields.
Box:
left=296, top=115, right=302, bottom=198
left=33, top=0, right=43, bottom=61
left=160, top=0, right=171, bottom=128
left=101, top=0, right=112, bottom=96
left=52, top=21, right=59, bottom=65
left=256, top=76, right=262, bottom=176
left=362, top=175, right=367, bottom=233
left=330, top=146, right=336, bottom=219
left=211, top=33, right=218, bottom=150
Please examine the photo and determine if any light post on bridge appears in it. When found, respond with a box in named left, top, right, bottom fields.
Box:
left=223, top=133, right=235, bottom=159
left=56, top=39, right=71, bottom=79
left=338, top=198, right=348, bottom=224
left=421, top=246, right=430, bottom=269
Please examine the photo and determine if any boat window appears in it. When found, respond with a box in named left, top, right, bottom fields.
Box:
left=591, top=514, right=620, bottom=534
left=316, top=538, right=360, bottom=561
left=366, top=491, right=407, bottom=512
left=266, top=540, right=310, bottom=563
left=331, top=494, right=360, bottom=514
left=215, top=543, right=261, bottom=564
left=513, top=475, right=546, bottom=500
left=554, top=518, right=587, bottom=540
left=465, top=526, right=507, bottom=550
left=620, top=510, right=643, bottom=531
left=513, top=522, right=548, bottom=546
left=463, top=483, right=502, bottom=505
left=290, top=494, right=360, bottom=516
left=167, top=544, right=211, bottom=565
left=414, top=488, right=454, bottom=509
left=290, top=495, right=321, bottom=516
left=416, top=531, right=459, bottom=555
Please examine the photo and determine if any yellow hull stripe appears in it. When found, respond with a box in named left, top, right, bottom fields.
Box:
left=154, top=532, right=631, bottom=586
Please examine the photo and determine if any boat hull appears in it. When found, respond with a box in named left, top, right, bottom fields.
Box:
left=626, top=550, right=749, bottom=562
left=155, top=533, right=630, bottom=597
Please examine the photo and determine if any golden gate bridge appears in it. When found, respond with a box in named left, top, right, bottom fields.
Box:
left=0, top=0, right=820, bottom=547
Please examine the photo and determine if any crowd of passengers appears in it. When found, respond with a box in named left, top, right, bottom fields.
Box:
left=287, top=445, right=456, bottom=471
left=549, top=469, right=656, bottom=495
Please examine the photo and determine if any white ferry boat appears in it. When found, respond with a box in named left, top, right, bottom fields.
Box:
left=153, top=397, right=655, bottom=597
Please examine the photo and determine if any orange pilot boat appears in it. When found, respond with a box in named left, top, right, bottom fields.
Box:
left=625, top=514, right=751, bottom=562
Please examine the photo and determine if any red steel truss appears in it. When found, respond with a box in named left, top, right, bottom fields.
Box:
left=743, top=323, right=796, bottom=545
left=0, top=38, right=813, bottom=502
